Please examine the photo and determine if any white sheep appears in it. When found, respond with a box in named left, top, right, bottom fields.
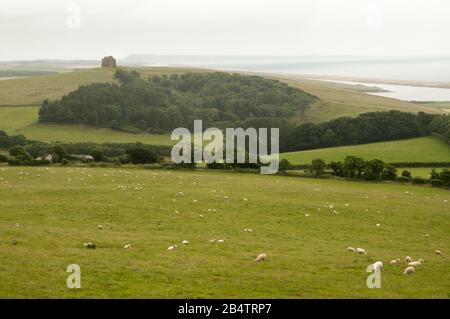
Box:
left=255, top=253, right=267, bottom=262
left=373, top=261, right=383, bottom=271
left=405, top=256, right=413, bottom=263
left=408, top=259, right=424, bottom=267
left=168, top=245, right=178, bottom=250
left=435, top=250, right=444, bottom=257
left=123, top=244, right=132, bottom=249
left=217, top=239, right=225, bottom=243
left=346, top=247, right=356, bottom=252
left=390, top=258, right=401, bottom=265
left=182, top=240, right=189, bottom=245
left=97, top=225, right=103, bottom=230
left=356, top=248, right=367, bottom=255
left=403, top=266, right=415, bottom=275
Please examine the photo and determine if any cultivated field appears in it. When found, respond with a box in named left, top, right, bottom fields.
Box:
left=0, top=166, right=448, bottom=298
left=281, top=136, right=450, bottom=165
left=0, top=107, right=172, bottom=145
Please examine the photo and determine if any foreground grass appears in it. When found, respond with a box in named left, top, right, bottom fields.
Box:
left=281, top=136, right=450, bottom=165
left=0, top=166, right=448, bottom=298
left=0, top=107, right=172, bottom=145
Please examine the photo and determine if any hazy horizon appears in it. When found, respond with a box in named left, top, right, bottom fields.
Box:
left=2, top=0, right=450, bottom=60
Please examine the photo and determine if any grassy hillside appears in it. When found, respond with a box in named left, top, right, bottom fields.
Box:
left=0, top=67, right=444, bottom=120
left=0, top=67, right=206, bottom=106
left=281, top=136, right=450, bottom=165
left=0, top=107, right=172, bottom=145
left=0, top=167, right=449, bottom=298
left=274, top=77, right=445, bottom=123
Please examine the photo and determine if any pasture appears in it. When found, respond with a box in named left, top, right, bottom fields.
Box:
left=0, top=166, right=448, bottom=298
left=0, top=107, right=172, bottom=145
left=0, top=67, right=443, bottom=123
left=281, top=136, right=450, bottom=165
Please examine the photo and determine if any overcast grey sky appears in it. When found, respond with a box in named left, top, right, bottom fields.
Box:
left=1, top=0, right=449, bottom=60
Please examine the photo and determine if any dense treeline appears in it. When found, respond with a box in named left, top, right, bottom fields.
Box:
left=286, top=156, right=449, bottom=188
left=0, top=130, right=171, bottom=166
left=286, top=111, right=442, bottom=151
left=39, top=70, right=317, bottom=133
left=429, top=114, right=450, bottom=144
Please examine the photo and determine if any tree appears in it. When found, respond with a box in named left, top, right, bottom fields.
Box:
left=89, top=148, right=104, bottom=162
left=9, top=145, right=32, bottom=162
left=0, top=130, right=10, bottom=148
left=126, top=148, right=159, bottom=164
left=329, top=161, right=344, bottom=177
left=310, top=159, right=326, bottom=176
left=363, top=159, right=385, bottom=180
left=382, top=164, right=397, bottom=180
left=52, top=145, right=68, bottom=163
left=430, top=168, right=440, bottom=180
left=343, top=156, right=365, bottom=178
left=401, top=170, right=412, bottom=178
left=279, top=159, right=290, bottom=172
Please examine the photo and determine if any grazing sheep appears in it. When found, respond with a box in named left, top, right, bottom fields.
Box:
left=168, top=245, right=178, bottom=251
left=435, top=250, right=444, bottom=257
left=405, top=256, right=413, bottom=263
left=182, top=240, right=189, bottom=245
left=373, top=261, right=383, bottom=271
left=84, top=242, right=96, bottom=249
left=408, top=259, right=424, bottom=267
left=217, top=239, right=225, bottom=243
left=123, top=244, right=132, bottom=249
left=356, top=248, right=367, bottom=255
left=255, top=253, right=267, bottom=262
left=346, top=247, right=356, bottom=252
left=403, top=266, right=415, bottom=275
left=390, top=259, right=401, bottom=265
left=97, top=225, right=103, bottom=230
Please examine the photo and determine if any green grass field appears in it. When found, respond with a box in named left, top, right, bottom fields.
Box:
left=0, top=106, right=172, bottom=145
left=0, top=166, right=448, bottom=298
left=281, top=136, right=450, bottom=165
left=0, top=67, right=444, bottom=120
left=275, top=77, right=445, bottom=123
left=0, top=67, right=208, bottom=106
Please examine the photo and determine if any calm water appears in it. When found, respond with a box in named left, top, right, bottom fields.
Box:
left=159, top=56, right=450, bottom=101
left=315, top=79, right=450, bottom=102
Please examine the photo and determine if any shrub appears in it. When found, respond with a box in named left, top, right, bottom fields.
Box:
left=396, top=176, right=410, bottom=183
left=430, top=179, right=443, bottom=187
left=61, top=159, right=69, bottom=166
left=279, top=159, right=290, bottom=172
left=401, top=170, right=412, bottom=178
left=89, top=148, right=104, bottom=162
left=0, top=154, right=8, bottom=163
left=412, top=176, right=426, bottom=184
left=382, top=164, right=397, bottom=181
left=310, top=158, right=326, bottom=176
left=9, top=145, right=32, bottom=161
left=126, top=148, right=159, bottom=164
